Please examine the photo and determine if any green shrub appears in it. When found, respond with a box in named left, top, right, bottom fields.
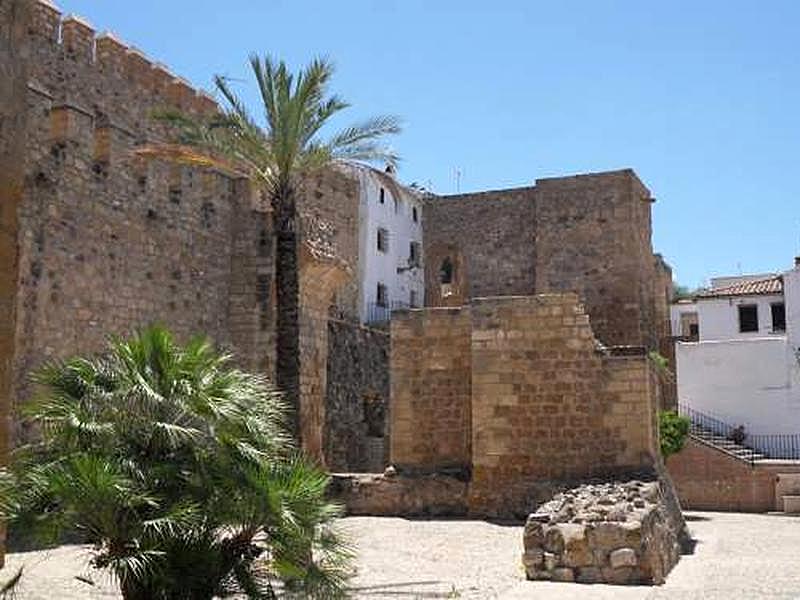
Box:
left=659, top=410, right=690, bottom=458
left=0, top=326, right=351, bottom=599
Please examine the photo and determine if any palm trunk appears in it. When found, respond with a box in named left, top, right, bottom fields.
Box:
left=273, top=186, right=301, bottom=443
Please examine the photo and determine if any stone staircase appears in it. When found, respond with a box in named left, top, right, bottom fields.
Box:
left=689, top=422, right=766, bottom=464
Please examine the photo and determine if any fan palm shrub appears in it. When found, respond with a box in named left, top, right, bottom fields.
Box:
left=142, top=56, right=401, bottom=443
left=0, top=326, right=351, bottom=599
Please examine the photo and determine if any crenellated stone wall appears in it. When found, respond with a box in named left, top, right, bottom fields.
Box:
left=0, top=0, right=363, bottom=466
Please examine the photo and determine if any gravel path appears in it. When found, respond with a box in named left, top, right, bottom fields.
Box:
left=4, top=512, right=800, bottom=599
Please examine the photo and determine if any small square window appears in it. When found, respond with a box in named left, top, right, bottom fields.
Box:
left=377, top=228, right=389, bottom=253
left=738, top=304, right=759, bottom=333
left=376, top=283, right=388, bottom=307
left=772, top=302, right=786, bottom=332
left=379, top=188, right=385, bottom=204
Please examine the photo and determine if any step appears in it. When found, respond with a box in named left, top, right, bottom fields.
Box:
left=783, top=495, right=800, bottom=514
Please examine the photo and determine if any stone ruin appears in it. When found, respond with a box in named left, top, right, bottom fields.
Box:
left=523, top=473, right=687, bottom=585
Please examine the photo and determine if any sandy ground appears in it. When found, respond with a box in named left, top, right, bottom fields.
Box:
left=4, top=511, right=800, bottom=599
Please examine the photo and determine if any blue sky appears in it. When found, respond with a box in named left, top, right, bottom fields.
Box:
left=61, top=1, right=800, bottom=287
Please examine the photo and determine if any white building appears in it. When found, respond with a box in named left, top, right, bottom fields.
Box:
left=671, top=260, right=800, bottom=450
left=343, top=164, right=425, bottom=325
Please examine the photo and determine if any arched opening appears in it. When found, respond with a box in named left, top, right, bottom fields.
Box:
left=440, top=257, right=454, bottom=285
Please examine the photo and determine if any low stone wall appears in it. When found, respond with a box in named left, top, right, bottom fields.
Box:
left=667, top=439, right=800, bottom=512
left=522, top=475, right=687, bottom=585
left=329, top=471, right=468, bottom=516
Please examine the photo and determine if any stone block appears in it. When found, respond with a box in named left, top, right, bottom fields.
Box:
left=609, top=547, right=638, bottom=568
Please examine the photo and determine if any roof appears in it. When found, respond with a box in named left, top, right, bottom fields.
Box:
left=696, top=274, right=783, bottom=299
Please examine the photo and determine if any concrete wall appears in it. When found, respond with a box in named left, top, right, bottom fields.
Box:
left=671, top=294, right=785, bottom=342
left=344, top=164, right=424, bottom=323
left=675, top=336, right=800, bottom=435
left=390, top=294, right=660, bottom=518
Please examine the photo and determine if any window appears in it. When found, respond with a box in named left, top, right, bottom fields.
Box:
left=379, top=187, right=385, bottom=204
left=440, top=258, right=454, bottom=284
left=394, top=197, right=400, bottom=214
left=772, top=302, right=786, bottom=332
left=680, top=312, right=699, bottom=340
left=409, top=241, right=421, bottom=266
left=738, top=304, right=759, bottom=333
left=377, top=227, right=389, bottom=253
left=376, top=283, right=388, bottom=307
left=410, top=290, right=418, bottom=307
left=412, top=206, right=418, bottom=223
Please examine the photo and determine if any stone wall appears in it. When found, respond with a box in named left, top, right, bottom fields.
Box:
left=389, top=294, right=661, bottom=518
left=325, top=320, right=389, bottom=472
left=522, top=476, right=686, bottom=584
left=424, top=170, right=671, bottom=353
left=667, top=439, right=800, bottom=512
left=390, top=307, right=472, bottom=471
left=0, top=0, right=33, bottom=568
left=423, top=187, right=536, bottom=304
left=468, top=295, right=659, bottom=517
left=0, top=2, right=365, bottom=467
left=6, top=2, right=252, bottom=432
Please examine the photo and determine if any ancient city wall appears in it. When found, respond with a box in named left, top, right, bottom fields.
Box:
left=423, top=186, right=536, bottom=305
left=6, top=2, right=256, bottom=431
left=390, top=307, right=472, bottom=471
left=1, top=1, right=363, bottom=467
left=0, top=0, right=34, bottom=568
left=389, top=294, right=660, bottom=518
left=325, top=320, right=390, bottom=472
left=534, top=170, right=658, bottom=348
left=424, top=170, right=671, bottom=353
left=468, top=295, right=658, bottom=517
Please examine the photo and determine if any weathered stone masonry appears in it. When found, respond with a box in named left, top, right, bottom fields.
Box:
left=386, top=294, right=662, bottom=519
left=424, top=170, right=673, bottom=353
left=0, top=1, right=362, bottom=467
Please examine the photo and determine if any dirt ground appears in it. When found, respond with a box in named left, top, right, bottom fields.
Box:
left=4, top=511, right=800, bottom=599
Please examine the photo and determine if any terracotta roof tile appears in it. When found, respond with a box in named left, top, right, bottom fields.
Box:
left=697, top=275, right=783, bottom=298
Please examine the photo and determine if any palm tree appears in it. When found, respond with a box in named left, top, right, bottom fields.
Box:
left=145, top=56, right=401, bottom=445
left=0, top=326, right=352, bottom=599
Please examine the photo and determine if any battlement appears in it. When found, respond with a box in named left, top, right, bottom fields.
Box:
left=28, top=0, right=218, bottom=116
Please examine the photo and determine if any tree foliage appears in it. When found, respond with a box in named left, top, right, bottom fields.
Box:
left=139, top=55, right=401, bottom=442
left=659, top=410, right=691, bottom=458
left=0, top=326, right=351, bottom=599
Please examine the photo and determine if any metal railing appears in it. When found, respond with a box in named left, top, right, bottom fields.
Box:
left=365, top=301, right=413, bottom=325
left=748, top=433, right=800, bottom=460
left=678, top=402, right=800, bottom=461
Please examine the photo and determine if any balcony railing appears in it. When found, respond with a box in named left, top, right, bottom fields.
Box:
left=366, top=301, right=412, bottom=325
